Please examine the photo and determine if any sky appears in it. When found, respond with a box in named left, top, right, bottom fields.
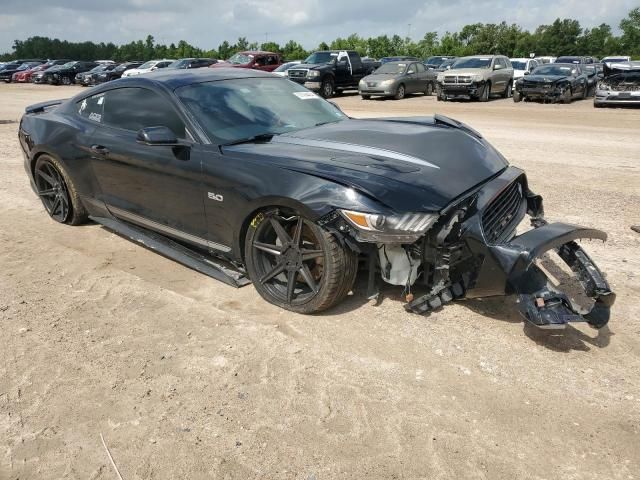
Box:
left=0, top=0, right=637, bottom=53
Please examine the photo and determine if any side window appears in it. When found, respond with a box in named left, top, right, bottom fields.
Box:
left=407, top=63, right=416, bottom=74
left=416, top=63, right=426, bottom=73
left=102, top=87, right=186, bottom=138
left=77, top=93, right=104, bottom=123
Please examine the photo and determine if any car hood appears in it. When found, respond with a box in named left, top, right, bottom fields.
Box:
left=446, top=67, right=491, bottom=76
left=362, top=73, right=402, bottom=82
left=523, top=74, right=568, bottom=83
left=222, top=117, right=508, bottom=212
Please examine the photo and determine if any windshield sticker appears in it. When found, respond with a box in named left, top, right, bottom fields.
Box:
left=97, top=96, right=104, bottom=105
left=294, top=91, right=319, bottom=100
left=89, top=112, right=102, bottom=123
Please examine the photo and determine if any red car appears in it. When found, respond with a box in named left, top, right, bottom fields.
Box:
left=211, top=51, right=283, bottom=72
left=13, top=64, right=45, bottom=82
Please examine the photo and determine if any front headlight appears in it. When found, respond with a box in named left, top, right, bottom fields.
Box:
left=436, top=73, right=444, bottom=82
left=340, top=210, right=439, bottom=242
left=308, top=70, right=320, bottom=78
left=597, top=81, right=610, bottom=91
left=380, top=79, right=395, bottom=87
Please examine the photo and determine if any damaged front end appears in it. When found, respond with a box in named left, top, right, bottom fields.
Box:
left=324, top=166, right=615, bottom=329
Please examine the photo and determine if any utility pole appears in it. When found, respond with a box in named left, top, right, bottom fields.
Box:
left=407, top=23, right=412, bottom=39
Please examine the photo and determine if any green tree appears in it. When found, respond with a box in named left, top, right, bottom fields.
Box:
left=620, top=7, right=640, bottom=57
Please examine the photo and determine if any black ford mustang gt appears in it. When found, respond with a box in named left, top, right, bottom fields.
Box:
left=19, top=68, right=614, bottom=329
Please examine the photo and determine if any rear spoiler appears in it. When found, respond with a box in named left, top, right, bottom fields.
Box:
left=25, top=98, right=67, bottom=114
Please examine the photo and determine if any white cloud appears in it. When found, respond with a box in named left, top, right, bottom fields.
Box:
left=0, top=0, right=636, bottom=53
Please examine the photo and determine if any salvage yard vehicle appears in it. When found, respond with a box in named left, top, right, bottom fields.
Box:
left=40, top=61, right=98, bottom=85
left=18, top=68, right=615, bottom=329
left=0, top=61, right=44, bottom=82
left=436, top=55, right=513, bottom=101
left=380, top=56, right=419, bottom=64
left=168, top=58, right=218, bottom=69
left=213, top=51, right=282, bottom=72
left=513, top=63, right=588, bottom=103
left=359, top=60, right=436, bottom=99
left=594, top=62, right=640, bottom=107
left=272, top=61, right=302, bottom=77
left=510, top=58, right=540, bottom=81
left=91, top=61, right=144, bottom=85
left=287, top=50, right=376, bottom=98
left=121, top=59, right=174, bottom=77
left=75, top=63, right=117, bottom=86
left=555, top=56, right=596, bottom=65
left=424, top=56, right=456, bottom=69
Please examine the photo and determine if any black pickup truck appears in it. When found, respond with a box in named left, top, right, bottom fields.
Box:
left=287, top=50, right=376, bottom=98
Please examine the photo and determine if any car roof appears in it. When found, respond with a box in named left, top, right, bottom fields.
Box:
left=122, top=66, right=276, bottom=89
left=238, top=50, right=278, bottom=55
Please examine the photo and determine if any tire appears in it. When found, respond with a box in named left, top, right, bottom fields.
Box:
left=513, top=90, right=522, bottom=103
left=479, top=82, right=490, bottom=102
left=61, top=76, right=72, bottom=86
left=424, top=82, right=433, bottom=96
left=394, top=84, right=406, bottom=100
left=562, top=87, right=572, bottom=104
left=361, top=94, right=371, bottom=100
left=503, top=81, right=513, bottom=98
left=34, top=155, right=88, bottom=225
left=244, top=209, right=357, bottom=314
left=320, top=78, right=334, bottom=99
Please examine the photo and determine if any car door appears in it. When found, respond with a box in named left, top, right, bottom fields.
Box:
left=415, top=62, right=431, bottom=92
left=86, top=87, right=209, bottom=243
left=404, top=62, right=420, bottom=93
left=335, top=53, right=351, bottom=87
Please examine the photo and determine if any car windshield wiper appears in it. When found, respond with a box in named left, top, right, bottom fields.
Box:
left=222, top=133, right=278, bottom=147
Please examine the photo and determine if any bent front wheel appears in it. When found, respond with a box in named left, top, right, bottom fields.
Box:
left=245, top=209, right=357, bottom=313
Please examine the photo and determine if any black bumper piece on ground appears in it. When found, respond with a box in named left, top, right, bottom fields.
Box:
left=406, top=221, right=615, bottom=329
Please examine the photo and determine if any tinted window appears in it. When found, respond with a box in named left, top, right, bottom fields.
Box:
left=77, top=93, right=105, bottom=123
left=102, top=87, right=186, bottom=138
left=416, top=63, right=426, bottom=72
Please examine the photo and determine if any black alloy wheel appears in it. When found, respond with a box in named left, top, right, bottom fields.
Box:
left=35, top=158, right=71, bottom=223
left=245, top=210, right=357, bottom=313
left=34, top=155, right=87, bottom=225
left=61, top=76, right=72, bottom=85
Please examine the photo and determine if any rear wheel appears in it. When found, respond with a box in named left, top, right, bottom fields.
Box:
left=61, top=76, right=72, bottom=86
left=34, top=155, right=87, bottom=225
left=503, top=81, right=513, bottom=98
left=245, top=209, right=357, bottom=313
left=424, top=82, right=433, bottom=96
left=394, top=84, right=406, bottom=100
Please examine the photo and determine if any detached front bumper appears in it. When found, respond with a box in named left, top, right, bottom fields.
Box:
left=405, top=167, right=615, bottom=329
left=517, top=86, right=562, bottom=101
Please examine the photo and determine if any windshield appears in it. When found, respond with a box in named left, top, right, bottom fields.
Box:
left=138, top=61, right=156, bottom=69
left=89, top=65, right=107, bottom=72
left=532, top=65, right=574, bottom=76
left=511, top=61, right=527, bottom=70
left=425, top=56, right=446, bottom=66
left=168, top=59, right=192, bottom=69
left=556, top=57, right=580, bottom=64
left=374, top=62, right=407, bottom=74
left=603, top=58, right=627, bottom=63
left=227, top=53, right=252, bottom=65
left=176, top=77, right=347, bottom=144
left=62, top=61, right=77, bottom=68
left=452, top=57, right=492, bottom=69
left=304, top=52, right=337, bottom=64
left=439, top=59, right=456, bottom=69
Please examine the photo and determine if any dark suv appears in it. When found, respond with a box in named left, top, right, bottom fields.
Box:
left=40, top=61, right=98, bottom=85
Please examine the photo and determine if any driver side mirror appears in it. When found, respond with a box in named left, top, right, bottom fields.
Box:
left=137, top=126, right=180, bottom=146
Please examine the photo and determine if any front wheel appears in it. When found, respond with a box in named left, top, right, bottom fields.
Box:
left=479, top=82, right=490, bottom=102
left=513, top=90, right=522, bottom=102
left=244, top=209, right=357, bottom=313
left=394, top=84, right=406, bottom=100
left=61, top=76, right=72, bottom=85
left=562, top=87, right=572, bottom=104
left=320, top=78, right=334, bottom=98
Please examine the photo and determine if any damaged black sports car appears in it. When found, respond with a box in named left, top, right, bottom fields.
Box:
left=19, top=68, right=615, bottom=329
left=514, top=63, right=588, bottom=103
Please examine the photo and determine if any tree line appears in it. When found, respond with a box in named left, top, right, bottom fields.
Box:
left=2, top=8, right=638, bottom=63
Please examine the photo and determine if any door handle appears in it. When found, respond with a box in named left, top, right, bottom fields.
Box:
left=90, top=144, right=110, bottom=155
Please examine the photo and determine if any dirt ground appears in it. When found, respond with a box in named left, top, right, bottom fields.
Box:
left=1, top=83, right=639, bottom=480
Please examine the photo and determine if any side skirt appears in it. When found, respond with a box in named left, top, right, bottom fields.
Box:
left=91, top=215, right=251, bottom=288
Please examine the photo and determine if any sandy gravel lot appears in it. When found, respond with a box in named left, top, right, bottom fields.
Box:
left=1, top=83, right=639, bottom=480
